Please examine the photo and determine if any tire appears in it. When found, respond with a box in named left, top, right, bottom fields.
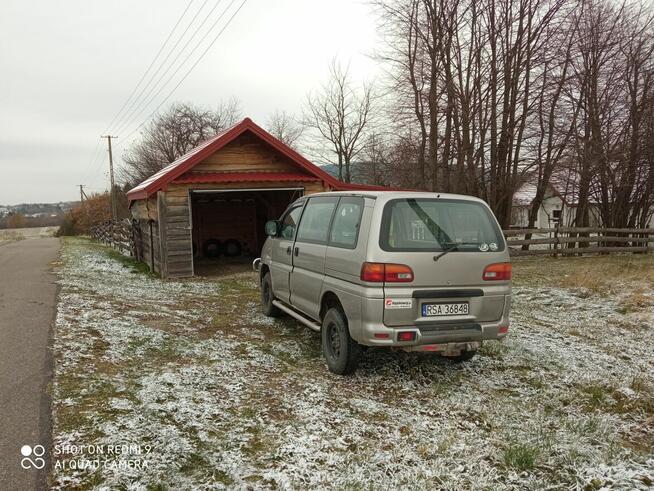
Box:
left=446, top=350, right=477, bottom=362
left=222, top=239, right=242, bottom=257
left=321, top=307, right=361, bottom=375
left=261, top=272, right=281, bottom=317
left=203, top=239, right=222, bottom=258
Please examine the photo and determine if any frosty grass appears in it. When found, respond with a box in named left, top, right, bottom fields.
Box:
left=50, top=238, right=653, bottom=490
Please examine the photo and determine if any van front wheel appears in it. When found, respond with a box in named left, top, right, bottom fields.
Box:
left=261, top=272, right=281, bottom=317
left=322, top=308, right=361, bottom=375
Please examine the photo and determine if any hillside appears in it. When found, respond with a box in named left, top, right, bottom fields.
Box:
left=0, top=201, right=78, bottom=218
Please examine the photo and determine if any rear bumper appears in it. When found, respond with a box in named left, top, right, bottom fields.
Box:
left=353, top=295, right=511, bottom=347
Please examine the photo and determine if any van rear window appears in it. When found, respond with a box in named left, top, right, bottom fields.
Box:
left=380, top=198, right=505, bottom=252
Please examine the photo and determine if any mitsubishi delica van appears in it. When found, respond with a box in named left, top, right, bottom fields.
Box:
left=253, top=191, right=511, bottom=375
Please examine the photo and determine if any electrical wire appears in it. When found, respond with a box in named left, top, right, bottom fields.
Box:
left=109, top=0, right=212, bottom=135
left=103, top=0, right=196, bottom=133
left=81, top=1, right=195, bottom=187
left=113, top=0, right=232, bottom=138
left=115, top=0, right=248, bottom=149
left=82, top=0, right=248, bottom=188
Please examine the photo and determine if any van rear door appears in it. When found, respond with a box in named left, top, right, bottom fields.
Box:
left=375, top=198, right=509, bottom=327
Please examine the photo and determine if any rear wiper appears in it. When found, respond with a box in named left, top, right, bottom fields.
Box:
left=433, top=242, right=481, bottom=262
left=433, top=242, right=459, bottom=262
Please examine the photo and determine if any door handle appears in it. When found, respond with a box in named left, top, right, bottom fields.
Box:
left=286, top=246, right=292, bottom=255
left=294, top=246, right=299, bottom=256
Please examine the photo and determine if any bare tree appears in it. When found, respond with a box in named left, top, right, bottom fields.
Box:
left=121, top=99, right=241, bottom=187
left=373, top=0, right=434, bottom=190
left=359, top=132, right=392, bottom=185
left=266, top=110, right=304, bottom=148
left=304, top=59, right=375, bottom=183
left=564, top=0, right=654, bottom=232
left=374, top=0, right=568, bottom=227
left=523, top=14, right=582, bottom=240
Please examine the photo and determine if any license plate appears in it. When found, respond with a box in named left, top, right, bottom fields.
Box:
left=422, top=302, right=469, bottom=317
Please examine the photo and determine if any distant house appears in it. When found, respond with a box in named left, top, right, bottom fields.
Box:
left=126, top=117, right=382, bottom=278
left=510, top=180, right=602, bottom=229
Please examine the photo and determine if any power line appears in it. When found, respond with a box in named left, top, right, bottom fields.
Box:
left=80, top=0, right=196, bottom=188
left=116, top=0, right=235, bottom=137
left=109, top=0, right=212, bottom=135
left=103, top=0, right=196, bottom=134
left=115, top=0, right=248, bottom=148
left=113, top=0, right=229, bottom=138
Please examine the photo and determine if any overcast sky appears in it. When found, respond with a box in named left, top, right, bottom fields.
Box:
left=0, top=0, right=380, bottom=205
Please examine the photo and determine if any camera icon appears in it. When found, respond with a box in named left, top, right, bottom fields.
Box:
left=20, top=445, right=46, bottom=470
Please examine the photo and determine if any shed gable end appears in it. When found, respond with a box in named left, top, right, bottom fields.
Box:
left=191, top=131, right=310, bottom=176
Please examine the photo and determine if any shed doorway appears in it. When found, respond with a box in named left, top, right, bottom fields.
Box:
left=190, top=188, right=302, bottom=276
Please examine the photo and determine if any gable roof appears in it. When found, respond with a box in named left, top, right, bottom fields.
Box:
left=513, top=181, right=566, bottom=206
left=126, top=117, right=384, bottom=201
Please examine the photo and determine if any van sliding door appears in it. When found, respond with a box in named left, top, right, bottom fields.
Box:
left=289, top=197, right=338, bottom=319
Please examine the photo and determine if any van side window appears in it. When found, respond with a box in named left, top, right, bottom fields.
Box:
left=329, top=198, right=364, bottom=249
left=280, top=206, right=303, bottom=240
left=296, top=197, right=338, bottom=244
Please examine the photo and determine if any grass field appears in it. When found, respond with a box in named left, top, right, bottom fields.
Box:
left=50, top=238, right=654, bottom=489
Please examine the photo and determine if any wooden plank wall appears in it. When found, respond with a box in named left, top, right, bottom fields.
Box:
left=194, top=132, right=300, bottom=173
left=137, top=218, right=161, bottom=273
left=130, top=197, right=162, bottom=274
left=158, top=188, right=194, bottom=278
left=130, top=197, right=158, bottom=220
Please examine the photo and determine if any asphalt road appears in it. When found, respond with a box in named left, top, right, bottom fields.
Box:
left=0, top=237, right=60, bottom=490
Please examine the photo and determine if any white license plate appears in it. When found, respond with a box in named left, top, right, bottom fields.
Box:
left=422, top=302, right=469, bottom=317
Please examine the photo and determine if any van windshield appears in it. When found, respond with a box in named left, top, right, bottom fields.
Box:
left=380, top=198, right=505, bottom=252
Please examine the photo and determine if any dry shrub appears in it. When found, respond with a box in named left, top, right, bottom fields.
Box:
left=5, top=213, right=27, bottom=228
left=618, top=291, right=654, bottom=312
left=57, top=193, right=112, bottom=236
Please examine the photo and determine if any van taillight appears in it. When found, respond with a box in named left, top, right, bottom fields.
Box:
left=483, top=262, right=512, bottom=281
left=360, top=262, right=414, bottom=283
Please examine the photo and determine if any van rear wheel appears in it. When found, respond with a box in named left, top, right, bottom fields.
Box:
left=322, top=308, right=360, bottom=375
left=261, top=272, right=281, bottom=317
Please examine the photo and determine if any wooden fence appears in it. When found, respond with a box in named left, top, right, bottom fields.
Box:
left=89, top=220, right=651, bottom=260
left=503, top=227, right=654, bottom=256
left=90, top=219, right=136, bottom=256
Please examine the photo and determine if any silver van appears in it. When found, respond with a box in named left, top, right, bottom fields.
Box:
left=254, top=191, right=511, bottom=375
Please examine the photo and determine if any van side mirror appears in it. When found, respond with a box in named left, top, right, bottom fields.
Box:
left=265, top=220, right=280, bottom=237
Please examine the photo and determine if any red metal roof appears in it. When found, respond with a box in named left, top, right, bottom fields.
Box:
left=126, top=117, right=385, bottom=201
left=174, top=172, right=321, bottom=184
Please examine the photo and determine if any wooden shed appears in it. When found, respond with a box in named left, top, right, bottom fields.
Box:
left=126, top=117, right=380, bottom=278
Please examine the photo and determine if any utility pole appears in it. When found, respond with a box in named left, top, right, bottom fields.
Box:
left=101, top=135, right=118, bottom=219
left=77, top=184, right=88, bottom=202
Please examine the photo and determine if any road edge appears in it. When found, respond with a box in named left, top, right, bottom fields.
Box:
left=39, top=237, right=62, bottom=490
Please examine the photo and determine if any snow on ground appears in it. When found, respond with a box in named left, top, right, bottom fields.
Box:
left=51, top=238, right=654, bottom=490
